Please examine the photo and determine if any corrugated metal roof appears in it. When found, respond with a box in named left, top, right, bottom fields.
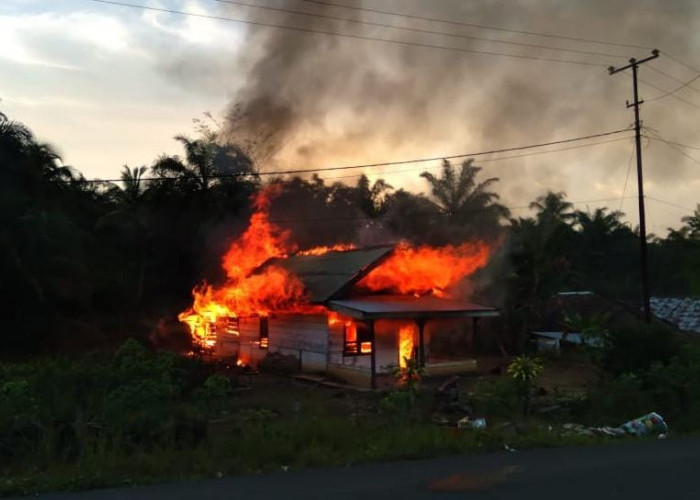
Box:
left=328, top=295, right=499, bottom=320
left=263, top=246, right=394, bottom=303
left=651, top=297, right=700, bottom=334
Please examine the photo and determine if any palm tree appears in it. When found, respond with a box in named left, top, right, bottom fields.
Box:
left=681, top=204, right=700, bottom=239
left=108, top=165, right=148, bottom=206
left=152, top=135, right=256, bottom=195
left=420, top=159, right=509, bottom=235
left=575, top=207, right=626, bottom=237
left=529, top=191, right=576, bottom=224
left=98, top=166, right=152, bottom=303
left=355, top=174, right=393, bottom=219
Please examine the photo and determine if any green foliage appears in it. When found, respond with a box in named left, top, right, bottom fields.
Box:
left=584, top=340, right=700, bottom=429
left=506, top=356, right=544, bottom=415
left=471, top=378, right=520, bottom=417
left=394, top=358, right=425, bottom=390
left=193, top=375, right=233, bottom=416
left=587, top=373, right=652, bottom=422
left=507, top=356, right=544, bottom=384
left=598, top=322, right=679, bottom=375
left=379, top=389, right=415, bottom=416
left=0, top=340, right=228, bottom=468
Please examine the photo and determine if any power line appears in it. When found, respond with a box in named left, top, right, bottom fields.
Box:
left=212, top=0, right=626, bottom=60
left=299, top=0, right=651, bottom=51
left=322, top=135, right=633, bottom=181
left=642, top=135, right=700, bottom=153
left=644, top=133, right=700, bottom=166
left=647, top=72, right=700, bottom=102
left=87, top=0, right=605, bottom=67
left=647, top=65, right=700, bottom=95
left=638, top=77, right=700, bottom=111
left=82, top=128, right=632, bottom=183
left=661, top=51, right=700, bottom=77
left=619, top=139, right=636, bottom=212
left=645, top=196, right=695, bottom=213
left=264, top=196, right=640, bottom=224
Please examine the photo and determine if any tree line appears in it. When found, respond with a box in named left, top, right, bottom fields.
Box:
left=2, top=110, right=699, bottom=355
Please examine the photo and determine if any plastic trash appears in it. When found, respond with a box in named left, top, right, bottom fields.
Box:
left=562, top=412, right=668, bottom=438
left=617, top=412, right=668, bottom=436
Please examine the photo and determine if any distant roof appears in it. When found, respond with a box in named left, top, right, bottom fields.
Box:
left=531, top=331, right=603, bottom=347
left=328, top=295, right=499, bottom=320
left=263, top=246, right=394, bottom=303
left=651, top=297, right=700, bottom=334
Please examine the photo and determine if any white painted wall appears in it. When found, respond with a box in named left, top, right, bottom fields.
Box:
left=269, top=314, right=328, bottom=372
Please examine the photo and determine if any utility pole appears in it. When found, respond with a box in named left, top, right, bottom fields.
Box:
left=609, top=49, right=659, bottom=323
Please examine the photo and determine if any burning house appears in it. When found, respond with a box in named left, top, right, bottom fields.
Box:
left=179, top=188, right=499, bottom=388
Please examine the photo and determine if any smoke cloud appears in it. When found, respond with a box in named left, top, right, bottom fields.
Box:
left=172, top=0, right=700, bottom=228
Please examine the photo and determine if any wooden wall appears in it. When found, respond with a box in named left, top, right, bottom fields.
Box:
left=270, top=314, right=328, bottom=372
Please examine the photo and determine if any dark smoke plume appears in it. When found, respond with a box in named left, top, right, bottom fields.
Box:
left=183, top=0, right=700, bottom=227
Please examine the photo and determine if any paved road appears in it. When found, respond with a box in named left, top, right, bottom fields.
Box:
left=16, top=437, right=700, bottom=500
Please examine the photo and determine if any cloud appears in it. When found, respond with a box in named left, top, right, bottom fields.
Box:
left=0, top=10, right=134, bottom=69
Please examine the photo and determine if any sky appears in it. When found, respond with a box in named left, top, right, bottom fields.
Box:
left=1, top=0, right=699, bottom=234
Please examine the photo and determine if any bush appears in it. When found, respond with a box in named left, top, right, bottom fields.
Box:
left=598, top=322, right=679, bottom=375
left=642, top=345, right=700, bottom=429
left=506, top=356, right=544, bottom=415
left=0, top=340, right=223, bottom=468
left=587, top=373, right=653, bottom=421
left=193, top=374, right=233, bottom=416
left=471, top=378, right=520, bottom=417
left=379, top=390, right=415, bottom=416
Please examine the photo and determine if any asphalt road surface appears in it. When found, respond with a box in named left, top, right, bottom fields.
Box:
left=15, top=437, right=700, bottom=500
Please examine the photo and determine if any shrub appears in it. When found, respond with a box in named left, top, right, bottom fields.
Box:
left=642, top=345, right=700, bottom=429
left=587, top=372, right=652, bottom=421
left=193, top=374, right=233, bottom=416
left=598, top=322, right=679, bottom=375
left=506, top=355, right=544, bottom=414
left=471, top=378, right=520, bottom=417
left=379, top=390, right=415, bottom=416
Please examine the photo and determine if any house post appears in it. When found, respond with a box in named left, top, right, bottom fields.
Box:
left=369, top=320, right=377, bottom=390
left=417, top=319, right=426, bottom=367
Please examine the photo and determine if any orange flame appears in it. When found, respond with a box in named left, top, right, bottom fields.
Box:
left=179, top=187, right=493, bottom=349
left=180, top=187, right=326, bottom=347
left=398, top=324, right=415, bottom=369
left=358, top=241, right=490, bottom=296
left=297, top=243, right=357, bottom=256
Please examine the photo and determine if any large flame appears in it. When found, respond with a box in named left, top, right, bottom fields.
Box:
left=357, top=241, right=490, bottom=296
left=179, top=187, right=320, bottom=346
left=179, top=187, right=493, bottom=348
left=398, top=323, right=415, bottom=369
left=297, top=243, right=357, bottom=256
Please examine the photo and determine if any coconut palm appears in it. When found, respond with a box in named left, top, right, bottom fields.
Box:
left=420, top=159, right=509, bottom=237
left=529, top=191, right=576, bottom=224
left=355, top=174, right=393, bottom=219
left=151, top=135, right=256, bottom=195
left=98, top=166, right=152, bottom=302
left=681, top=204, right=700, bottom=239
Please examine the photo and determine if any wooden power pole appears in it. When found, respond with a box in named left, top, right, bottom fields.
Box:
left=608, top=49, right=659, bottom=323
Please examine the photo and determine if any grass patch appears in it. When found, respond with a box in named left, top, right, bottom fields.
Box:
left=2, top=335, right=695, bottom=497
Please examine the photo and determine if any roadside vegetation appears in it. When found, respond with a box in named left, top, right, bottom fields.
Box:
left=3, top=324, right=700, bottom=496
left=2, top=109, right=700, bottom=495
